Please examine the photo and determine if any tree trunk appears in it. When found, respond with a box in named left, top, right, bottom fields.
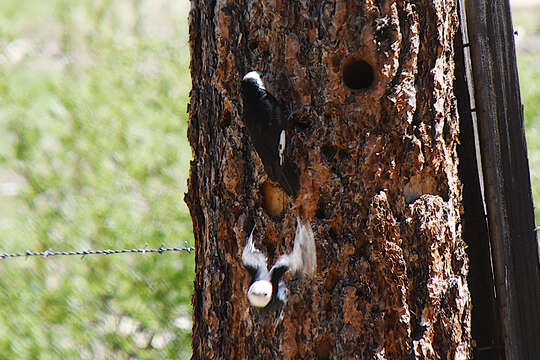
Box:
left=186, top=1, right=471, bottom=359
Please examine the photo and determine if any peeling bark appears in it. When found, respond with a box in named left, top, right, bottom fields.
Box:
left=186, top=1, right=470, bottom=359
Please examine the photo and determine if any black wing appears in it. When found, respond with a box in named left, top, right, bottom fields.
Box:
left=262, top=93, right=300, bottom=198
left=241, top=227, right=268, bottom=282
left=279, top=158, right=300, bottom=198
left=269, top=255, right=290, bottom=287
left=241, top=72, right=299, bottom=197
left=244, top=88, right=284, bottom=177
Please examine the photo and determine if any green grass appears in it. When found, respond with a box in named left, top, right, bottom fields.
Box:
left=0, top=0, right=193, bottom=358
left=519, top=52, right=540, bottom=224
left=512, top=7, right=540, bottom=34
left=513, top=7, right=540, bottom=226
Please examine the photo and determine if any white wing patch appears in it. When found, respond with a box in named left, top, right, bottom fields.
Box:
left=242, top=226, right=267, bottom=269
left=278, top=130, right=286, bottom=166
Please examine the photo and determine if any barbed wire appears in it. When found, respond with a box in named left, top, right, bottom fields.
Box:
left=0, top=241, right=194, bottom=261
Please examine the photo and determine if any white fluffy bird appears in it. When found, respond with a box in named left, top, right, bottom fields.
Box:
left=242, top=217, right=316, bottom=308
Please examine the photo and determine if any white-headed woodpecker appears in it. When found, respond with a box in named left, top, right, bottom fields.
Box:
left=242, top=217, right=316, bottom=308
left=240, top=71, right=300, bottom=197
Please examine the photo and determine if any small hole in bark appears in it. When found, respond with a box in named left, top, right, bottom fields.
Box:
left=248, top=40, right=258, bottom=51
left=321, top=144, right=338, bottom=163
left=221, top=110, right=231, bottom=127
left=342, top=58, right=374, bottom=90
left=315, top=195, right=331, bottom=220
left=315, top=334, right=333, bottom=359
left=260, top=181, right=287, bottom=218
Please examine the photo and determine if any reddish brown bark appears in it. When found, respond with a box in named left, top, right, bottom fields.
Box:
left=186, top=1, right=471, bottom=358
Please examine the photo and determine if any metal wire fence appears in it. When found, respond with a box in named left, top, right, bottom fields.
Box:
left=0, top=242, right=194, bottom=260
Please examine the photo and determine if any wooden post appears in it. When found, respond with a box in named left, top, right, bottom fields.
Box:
left=463, top=0, right=540, bottom=359
left=454, top=3, right=504, bottom=357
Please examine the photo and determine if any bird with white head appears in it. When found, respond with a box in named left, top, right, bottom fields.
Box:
left=242, top=217, right=317, bottom=308
left=240, top=70, right=300, bottom=198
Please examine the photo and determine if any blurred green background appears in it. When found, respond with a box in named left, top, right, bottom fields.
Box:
left=514, top=4, right=540, bottom=223
left=0, top=0, right=539, bottom=359
left=0, top=0, right=193, bottom=358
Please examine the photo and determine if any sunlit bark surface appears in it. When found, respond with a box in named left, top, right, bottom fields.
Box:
left=186, top=1, right=470, bottom=358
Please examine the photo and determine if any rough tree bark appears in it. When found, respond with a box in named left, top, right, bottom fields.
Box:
left=186, top=1, right=471, bottom=359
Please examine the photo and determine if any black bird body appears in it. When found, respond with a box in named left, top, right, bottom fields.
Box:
left=242, top=217, right=316, bottom=308
left=240, top=71, right=299, bottom=197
